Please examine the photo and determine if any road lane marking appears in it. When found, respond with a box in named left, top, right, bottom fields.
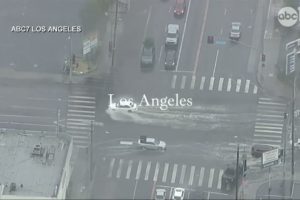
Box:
left=68, top=110, right=96, bottom=114
left=116, top=159, right=123, bottom=178
left=236, top=79, right=241, bottom=93
left=217, top=170, right=224, bottom=189
left=258, top=101, right=285, bottom=106
left=198, top=167, right=205, bottom=186
left=253, top=85, right=258, bottom=94
left=255, top=122, right=283, bottom=127
left=135, top=160, right=142, bottom=180
left=153, top=162, right=160, bottom=182
left=179, top=165, right=186, bottom=184
left=143, top=6, right=152, bottom=39
left=126, top=160, right=133, bottom=179
left=162, top=163, right=169, bottom=183
left=69, top=96, right=95, bottom=100
left=171, top=164, right=178, bottom=183
left=244, top=80, right=250, bottom=93
left=193, top=0, right=210, bottom=74
left=227, top=78, right=232, bottom=92
left=255, top=125, right=283, bottom=130
left=208, top=168, right=215, bottom=188
left=67, top=113, right=95, bottom=118
left=253, top=138, right=282, bottom=143
left=190, top=75, right=196, bottom=89
left=188, top=165, right=195, bottom=186
left=181, top=75, right=186, bottom=89
left=108, top=158, right=115, bottom=178
left=145, top=161, right=151, bottom=181
left=200, top=76, right=206, bottom=90
left=68, top=99, right=95, bottom=104
left=218, top=77, right=224, bottom=91
left=176, top=0, right=191, bottom=71
left=171, top=75, right=177, bottom=89
left=209, top=77, right=215, bottom=91
left=254, top=134, right=282, bottom=138
left=68, top=104, right=95, bottom=109
left=212, top=49, right=219, bottom=77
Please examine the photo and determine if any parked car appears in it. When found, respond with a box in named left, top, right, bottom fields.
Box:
left=174, top=0, right=187, bottom=17
left=172, top=188, right=185, bottom=200
left=137, top=136, right=166, bottom=151
left=164, top=49, right=177, bottom=70
left=251, top=144, right=276, bottom=158
left=141, top=37, right=155, bottom=67
left=165, top=24, right=179, bottom=48
left=155, top=188, right=166, bottom=200
left=229, top=22, right=241, bottom=40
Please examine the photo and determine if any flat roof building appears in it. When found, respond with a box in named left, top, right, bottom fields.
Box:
left=0, top=131, right=73, bottom=199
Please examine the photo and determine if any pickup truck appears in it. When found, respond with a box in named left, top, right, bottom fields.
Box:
left=137, top=136, right=166, bottom=151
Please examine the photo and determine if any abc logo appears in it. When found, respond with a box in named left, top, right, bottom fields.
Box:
left=278, top=7, right=298, bottom=27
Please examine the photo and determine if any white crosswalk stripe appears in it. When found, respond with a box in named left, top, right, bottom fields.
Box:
left=171, top=75, right=258, bottom=94
left=253, top=97, right=286, bottom=147
left=104, top=158, right=224, bottom=191
left=66, top=95, right=96, bottom=148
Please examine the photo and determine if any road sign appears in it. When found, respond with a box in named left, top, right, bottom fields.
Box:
left=262, top=148, right=279, bottom=168
left=83, top=40, right=91, bottom=55
left=286, top=39, right=300, bottom=51
left=286, top=50, right=296, bottom=75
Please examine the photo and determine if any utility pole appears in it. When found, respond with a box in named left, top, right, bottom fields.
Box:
left=236, top=144, right=240, bottom=200
left=56, top=109, right=60, bottom=136
left=68, top=35, right=72, bottom=83
left=90, top=120, right=94, bottom=181
left=111, top=0, right=119, bottom=68
left=291, top=73, right=296, bottom=181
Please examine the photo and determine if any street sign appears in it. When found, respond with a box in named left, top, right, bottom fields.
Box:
left=83, top=40, right=91, bottom=55
left=262, top=148, right=279, bottom=168
left=286, top=50, right=296, bottom=75
left=286, top=39, right=299, bottom=51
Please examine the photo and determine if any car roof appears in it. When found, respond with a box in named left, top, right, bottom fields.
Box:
left=168, top=24, right=179, bottom=33
left=166, top=50, right=176, bottom=57
left=119, top=100, right=133, bottom=106
left=156, top=188, right=166, bottom=195
left=174, top=188, right=184, bottom=196
left=146, top=138, right=155, bottom=143
left=252, top=144, right=275, bottom=150
left=176, top=0, right=185, bottom=4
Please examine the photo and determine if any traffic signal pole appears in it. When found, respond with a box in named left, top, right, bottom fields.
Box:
left=236, top=144, right=239, bottom=200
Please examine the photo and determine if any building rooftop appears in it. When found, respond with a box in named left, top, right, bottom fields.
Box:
left=0, top=131, right=70, bottom=198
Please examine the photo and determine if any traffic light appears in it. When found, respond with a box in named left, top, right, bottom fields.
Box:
left=207, top=36, right=214, bottom=44
left=72, top=54, right=76, bottom=65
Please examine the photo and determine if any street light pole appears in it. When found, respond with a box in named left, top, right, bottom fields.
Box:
left=291, top=73, right=296, bottom=181
left=111, top=0, right=119, bottom=68
left=68, top=35, right=72, bottom=83
left=56, top=109, right=60, bottom=136
left=90, top=120, right=94, bottom=181
left=236, top=144, right=240, bottom=200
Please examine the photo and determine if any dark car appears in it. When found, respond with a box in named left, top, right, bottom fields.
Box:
left=141, top=38, right=155, bottom=67
left=164, top=49, right=177, bottom=70
left=221, top=164, right=243, bottom=193
left=251, top=144, right=276, bottom=158
left=174, top=0, right=187, bottom=17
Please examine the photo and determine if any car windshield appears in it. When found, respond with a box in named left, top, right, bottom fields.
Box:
left=167, top=32, right=177, bottom=38
left=166, top=51, right=175, bottom=62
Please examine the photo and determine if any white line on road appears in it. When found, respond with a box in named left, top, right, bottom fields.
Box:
left=171, top=164, right=178, bottom=183
left=190, top=75, right=196, bottom=89
left=217, top=170, right=224, bottom=190
left=108, top=158, right=115, bottom=178
left=224, top=8, right=227, bottom=15
left=145, top=161, right=151, bottom=181
left=135, top=160, right=142, bottom=180
left=193, top=0, right=210, bottom=74
left=200, top=76, right=206, bottom=90
left=162, top=163, right=169, bottom=183
left=227, top=78, right=232, bottom=92
left=218, top=77, right=224, bottom=91
left=236, top=79, right=241, bottom=93
left=179, top=165, right=186, bottom=185
left=68, top=110, right=95, bottom=114
left=208, top=168, right=215, bottom=188
left=176, top=0, right=191, bottom=72
left=126, top=160, right=133, bottom=179
left=68, top=99, right=95, bottom=104
left=198, top=167, right=205, bottom=186
left=188, top=166, right=195, bottom=186
left=212, top=49, right=219, bottom=77
left=69, top=96, right=95, bottom=100
left=181, top=75, right=186, bottom=89
left=143, top=6, right=152, bottom=39
left=116, top=159, right=123, bottom=178
left=244, top=79, right=250, bottom=93
left=171, top=75, right=177, bottom=89
left=253, top=85, right=258, bottom=94
left=209, top=77, right=215, bottom=91
left=153, top=162, right=160, bottom=182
